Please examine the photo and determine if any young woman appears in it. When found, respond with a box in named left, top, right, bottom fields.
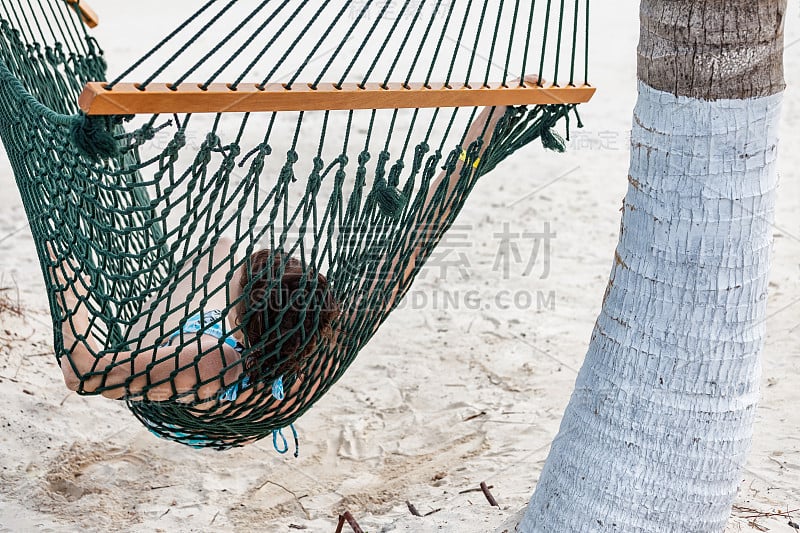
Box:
left=54, top=100, right=514, bottom=447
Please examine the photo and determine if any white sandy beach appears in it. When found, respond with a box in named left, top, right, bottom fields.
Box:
left=0, top=1, right=799, bottom=532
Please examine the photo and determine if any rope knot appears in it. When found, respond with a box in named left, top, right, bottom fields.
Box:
left=375, top=150, right=391, bottom=181
left=222, top=153, right=238, bottom=172
left=444, top=145, right=461, bottom=172
left=171, top=131, right=187, bottom=149
left=280, top=151, right=299, bottom=182
left=388, top=160, right=405, bottom=187
left=133, top=124, right=157, bottom=144
left=541, top=125, right=566, bottom=153
left=372, top=176, right=407, bottom=219
left=70, top=113, right=120, bottom=161
left=308, top=157, right=325, bottom=189
left=227, top=144, right=242, bottom=158
left=355, top=166, right=367, bottom=188
left=204, top=133, right=221, bottom=149
left=239, top=142, right=272, bottom=168
left=249, top=152, right=267, bottom=177
left=412, top=142, right=431, bottom=173
left=192, top=135, right=218, bottom=171
left=44, top=46, right=58, bottom=65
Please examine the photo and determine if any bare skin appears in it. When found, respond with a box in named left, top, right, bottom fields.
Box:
left=56, top=99, right=519, bottom=409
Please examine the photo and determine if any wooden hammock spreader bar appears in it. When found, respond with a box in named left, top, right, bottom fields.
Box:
left=78, top=82, right=596, bottom=115
left=65, top=0, right=99, bottom=28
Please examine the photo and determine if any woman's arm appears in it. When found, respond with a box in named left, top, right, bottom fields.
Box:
left=330, top=104, right=509, bottom=341
left=60, top=327, right=234, bottom=401
left=376, top=77, right=541, bottom=312
left=53, top=257, right=238, bottom=401
left=370, top=104, right=508, bottom=313
left=407, top=77, right=541, bottom=271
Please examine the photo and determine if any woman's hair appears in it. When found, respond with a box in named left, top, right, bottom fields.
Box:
left=239, top=251, right=339, bottom=382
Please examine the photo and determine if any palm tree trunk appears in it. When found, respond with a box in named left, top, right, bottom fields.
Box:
left=520, top=1, right=786, bottom=531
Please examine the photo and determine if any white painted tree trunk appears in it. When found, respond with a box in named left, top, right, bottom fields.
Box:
left=519, top=0, right=786, bottom=529
left=519, top=83, right=782, bottom=532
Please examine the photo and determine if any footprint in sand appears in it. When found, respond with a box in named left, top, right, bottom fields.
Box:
left=44, top=442, right=155, bottom=502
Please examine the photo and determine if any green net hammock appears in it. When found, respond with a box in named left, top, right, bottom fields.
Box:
left=0, top=0, right=593, bottom=452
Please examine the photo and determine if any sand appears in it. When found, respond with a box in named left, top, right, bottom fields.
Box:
left=0, top=1, right=798, bottom=532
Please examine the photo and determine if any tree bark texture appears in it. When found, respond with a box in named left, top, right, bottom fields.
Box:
left=638, top=0, right=785, bottom=100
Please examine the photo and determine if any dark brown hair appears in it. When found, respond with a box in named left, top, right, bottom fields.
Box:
left=239, top=251, right=339, bottom=382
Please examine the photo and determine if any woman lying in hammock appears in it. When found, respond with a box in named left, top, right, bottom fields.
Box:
left=54, top=101, right=512, bottom=449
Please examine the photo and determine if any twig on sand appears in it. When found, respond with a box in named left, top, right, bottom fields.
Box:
left=459, top=484, right=493, bottom=495
left=0, top=287, right=23, bottom=317
left=732, top=505, right=800, bottom=519
left=0, top=274, right=23, bottom=318
left=480, top=481, right=499, bottom=507
left=406, top=501, right=422, bottom=517
left=732, top=505, right=800, bottom=532
left=256, top=479, right=310, bottom=519
left=335, top=511, right=364, bottom=533
left=463, top=411, right=487, bottom=422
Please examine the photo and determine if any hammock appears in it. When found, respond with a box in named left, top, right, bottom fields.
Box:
left=0, top=0, right=594, bottom=451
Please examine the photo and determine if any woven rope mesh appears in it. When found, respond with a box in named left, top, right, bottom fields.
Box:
left=0, top=0, right=589, bottom=450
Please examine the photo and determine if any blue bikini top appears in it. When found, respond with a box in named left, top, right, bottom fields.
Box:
left=162, top=309, right=245, bottom=354
left=159, top=310, right=296, bottom=455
